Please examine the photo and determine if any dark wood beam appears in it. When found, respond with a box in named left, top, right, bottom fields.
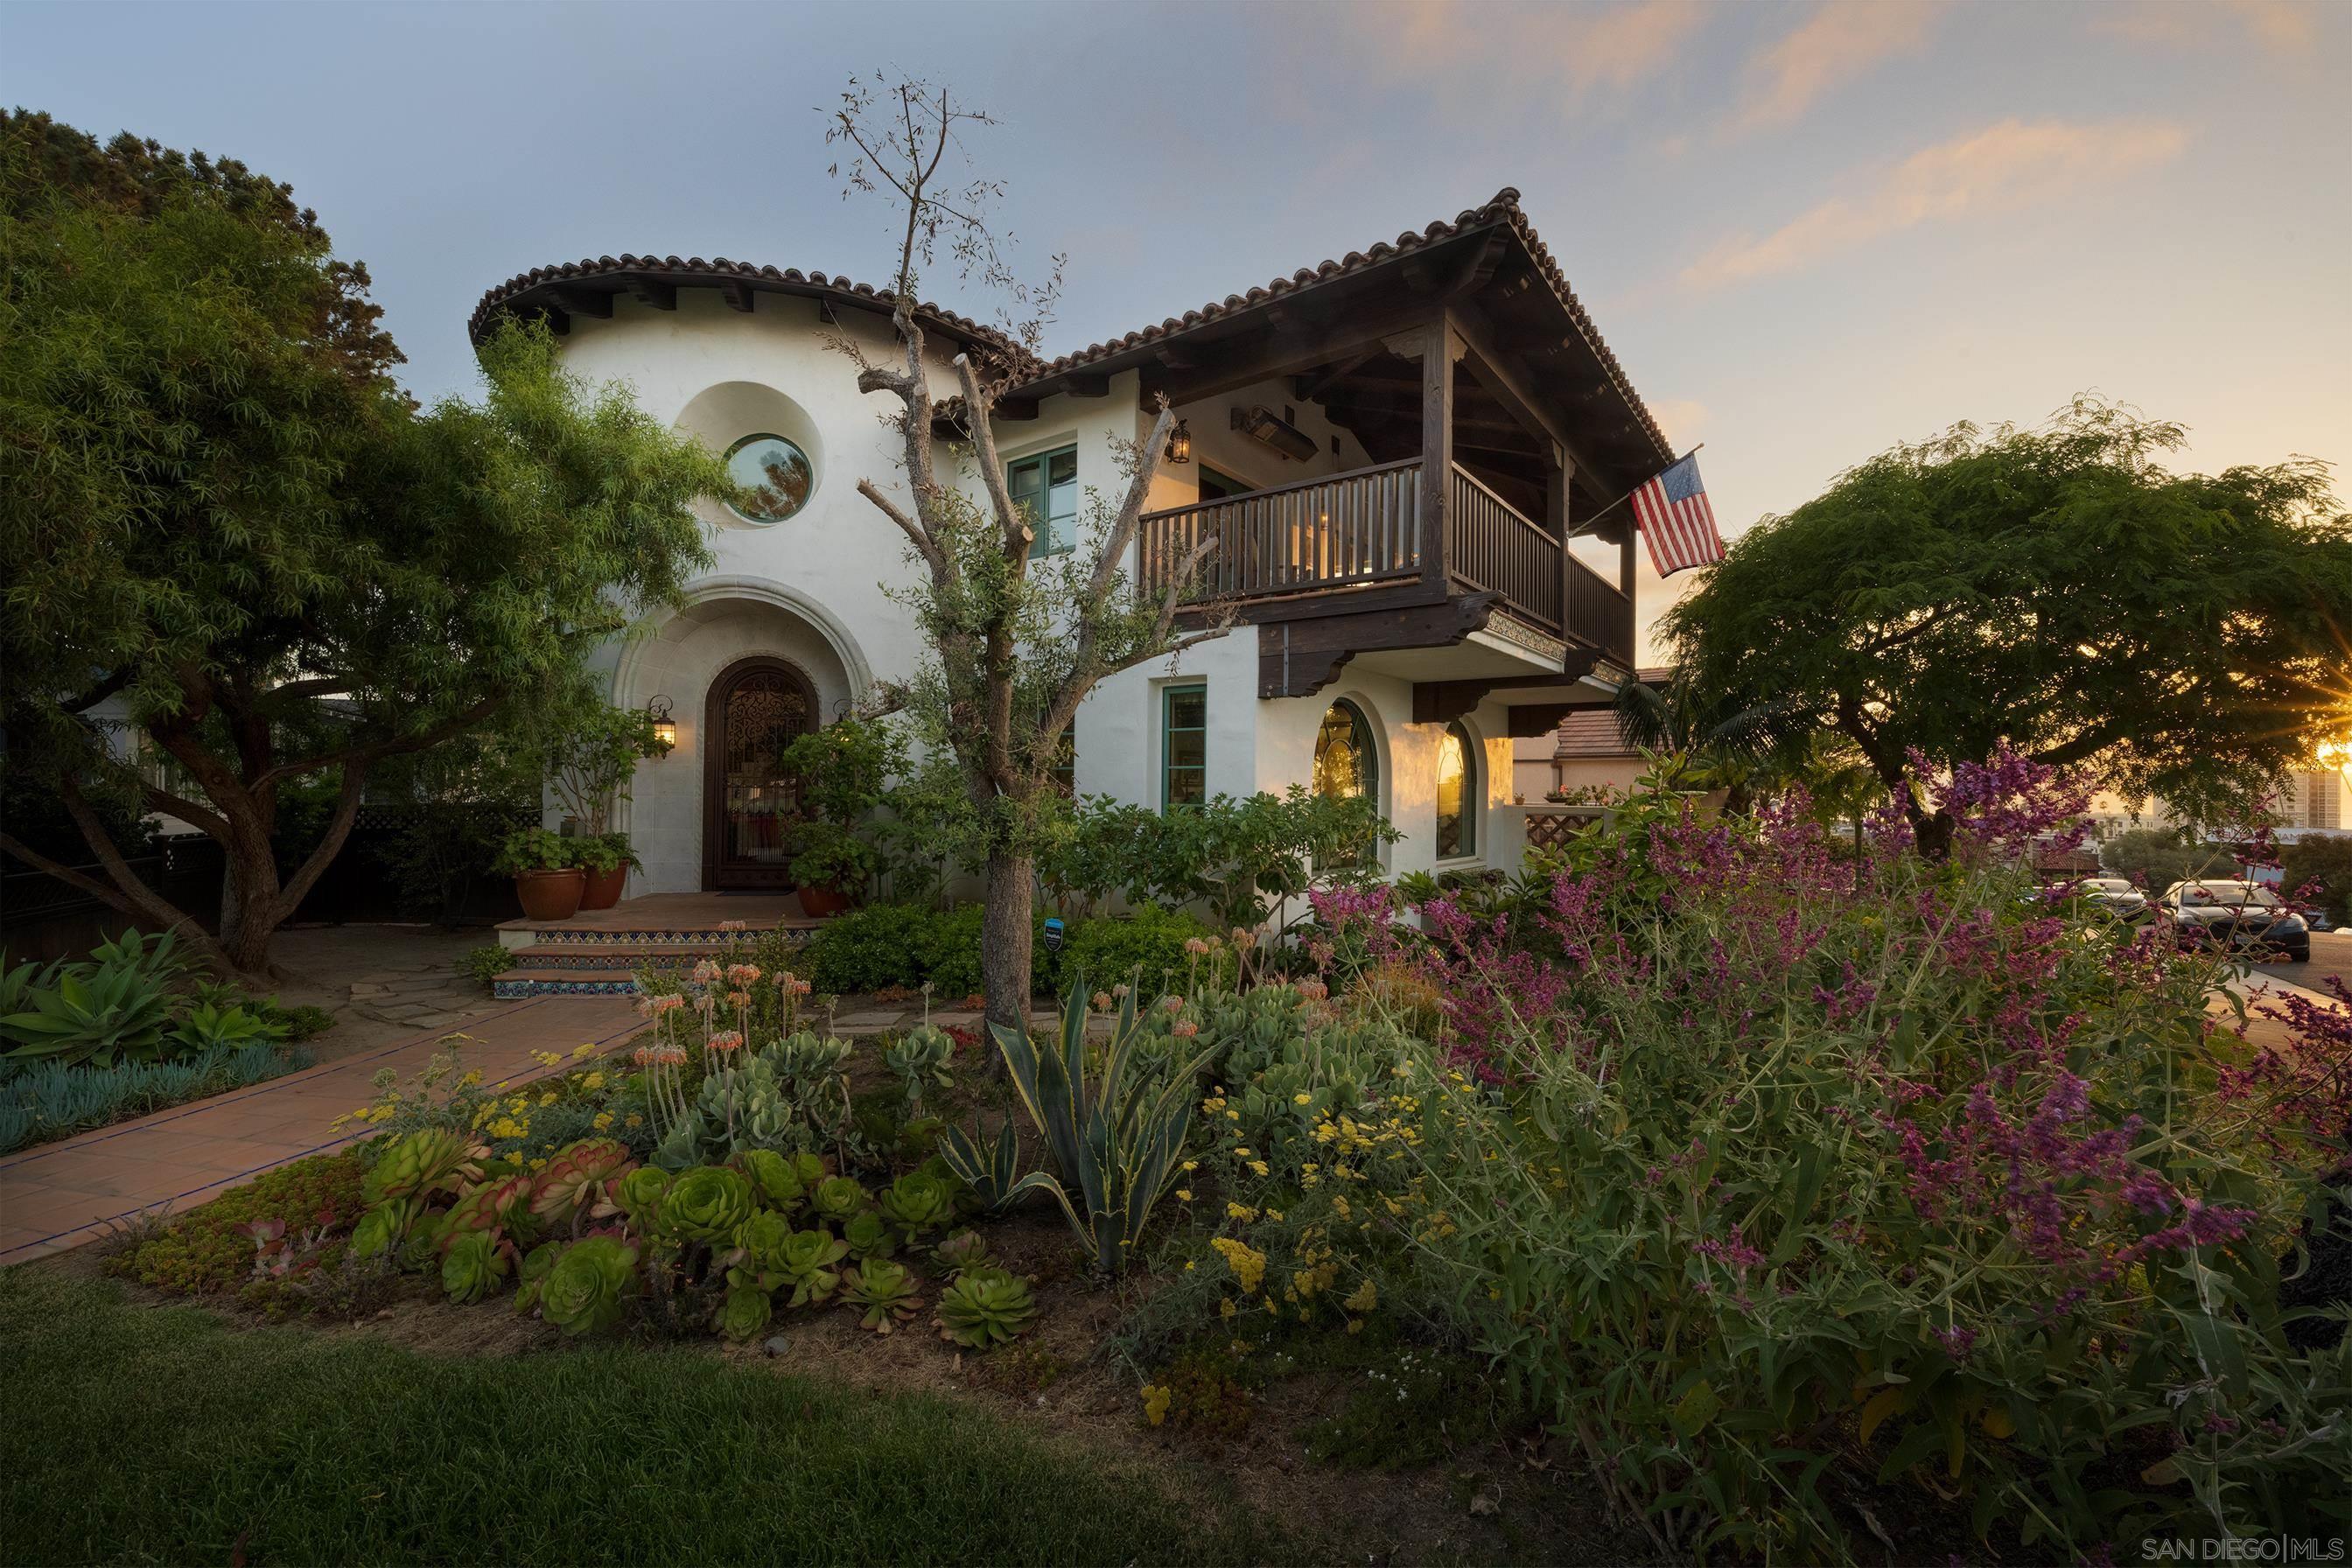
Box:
left=1154, top=346, right=1198, bottom=373
left=629, top=278, right=678, bottom=311
left=1421, top=312, right=1456, bottom=595
left=1292, top=349, right=1381, bottom=404
left=718, top=279, right=756, bottom=312
left=550, top=287, right=612, bottom=319
left=536, top=305, right=570, bottom=337
left=1139, top=302, right=1439, bottom=409
left=1256, top=592, right=1499, bottom=699
left=1055, top=374, right=1110, bottom=399
left=995, top=397, right=1040, bottom=422
left=1452, top=305, right=1608, bottom=481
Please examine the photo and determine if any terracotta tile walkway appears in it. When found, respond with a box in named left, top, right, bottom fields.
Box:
left=0, top=996, right=642, bottom=1265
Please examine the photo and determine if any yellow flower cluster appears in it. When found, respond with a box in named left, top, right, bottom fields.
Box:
left=1141, top=1383, right=1172, bottom=1426
left=1209, top=1236, right=1267, bottom=1293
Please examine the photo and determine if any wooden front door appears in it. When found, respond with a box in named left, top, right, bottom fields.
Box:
left=703, top=657, right=817, bottom=891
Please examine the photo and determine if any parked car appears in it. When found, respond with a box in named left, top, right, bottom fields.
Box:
left=2158, top=880, right=2311, bottom=962
left=2076, top=876, right=2149, bottom=920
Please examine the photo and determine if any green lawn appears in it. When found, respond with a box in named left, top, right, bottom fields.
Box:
left=0, top=1269, right=1297, bottom=1567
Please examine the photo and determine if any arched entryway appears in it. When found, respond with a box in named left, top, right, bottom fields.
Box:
left=702, top=655, right=818, bottom=890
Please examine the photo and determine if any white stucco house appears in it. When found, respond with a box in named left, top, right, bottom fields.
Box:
left=467, top=188, right=1676, bottom=901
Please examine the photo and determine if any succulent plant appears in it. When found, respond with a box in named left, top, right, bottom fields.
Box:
left=884, top=1026, right=956, bottom=1113
left=840, top=1257, right=921, bottom=1334
left=842, top=1209, right=895, bottom=1260
left=599, top=1165, right=673, bottom=1232
left=438, top=1172, right=536, bottom=1254
left=877, top=1171, right=957, bottom=1241
left=530, top=1138, right=635, bottom=1230
left=934, top=1266, right=1038, bottom=1349
left=718, top=1266, right=778, bottom=1341
left=539, top=1236, right=640, bottom=1335
left=774, top=1228, right=850, bottom=1307
left=440, top=1228, right=510, bottom=1305
left=936, top=1118, right=1023, bottom=1215
left=660, top=1166, right=755, bottom=1243
left=810, top=1174, right=867, bottom=1225
left=930, top=1228, right=990, bottom=1278
left=732, top=1148, right=808, bottom=1214
left=398, top=1210, right=447, bottom=1272
left=348, top=1198, right=420, bottom=1261
left=734, top=1208, right=794, bottom=1270
left=362, top=1129, right=485, bottom=1206
left=514, top=1240, right=563, bottom=1315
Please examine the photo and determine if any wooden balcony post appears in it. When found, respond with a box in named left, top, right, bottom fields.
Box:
left=1548, top=441, right=1571, bottom=670
left=1420, top=312, right=1457, bottom=593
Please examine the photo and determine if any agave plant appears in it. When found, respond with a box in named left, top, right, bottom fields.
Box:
left=934, top=1266, right=1037, bottom=1348
left=876, top=1171, right=956, bottom=1242
left=0, top=962, right=177, bottom=1067
left=529, top=1138, right=635, bottom=1231
left=164, top=1000, right=287, bottom=1054
left=659, top=1166, right=755, bottom=1243
left=441, top=1228, right=511, bottom=1305
left=809, top=1174, right=867, bottom=1225
left=363, top=1129, right=486, bottom=1206
left=937, top=1118, right=1024, bottom=1214
left=930, top=1228, right=990, bottom=1278
left=718, top=1266, right=779, bottom=1341
left=774, top=1228, right=850, bottom=1307
left=842, top=1210, right=895, bottom=1260
left=975, top=977, right=1209, bottom=1276
left=539, top=1236, right=640, bottom=1334
left=841, top=1258, right=921, bottom=1334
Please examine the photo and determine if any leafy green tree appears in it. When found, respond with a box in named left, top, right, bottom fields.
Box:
left=2097, top=827, right=2241, bottom=891
left=826, top=76, right=1228, bottom=1032
left=2279, top=833, right=2352, bottom=925
left=1666, top=398, right=2352, bottom=856
left=0, top=112, right=724, bottom=976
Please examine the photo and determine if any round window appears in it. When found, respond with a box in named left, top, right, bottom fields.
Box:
left=723, top=433, right=815, bottom=524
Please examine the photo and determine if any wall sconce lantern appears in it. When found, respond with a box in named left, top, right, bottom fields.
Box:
left=1163, top=418, right=1192, bottom=466
left=645, top=695, right=677, bottom=755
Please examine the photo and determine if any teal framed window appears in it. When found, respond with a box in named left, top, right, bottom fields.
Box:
left=1435, top=721, right=1477, bottom=858
left=1162, top=682, right=1207, bottom=809
left=1008, top=445, right=1078, bottom=558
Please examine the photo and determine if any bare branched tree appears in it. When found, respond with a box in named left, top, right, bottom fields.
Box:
left=824, top=74, right=1226, bottom=1033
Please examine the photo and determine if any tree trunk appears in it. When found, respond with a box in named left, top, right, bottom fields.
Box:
left=980, top=850, right=1035, bottom=1039
left=215, top=838, right=288, bottom=979
left=1913, top=808, right=1956, bottom=862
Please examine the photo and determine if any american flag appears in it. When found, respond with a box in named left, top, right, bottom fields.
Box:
left=1629, top=453, right=1724, bottom=578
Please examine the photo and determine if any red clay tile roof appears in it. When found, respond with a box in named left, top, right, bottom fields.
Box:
left=466, top=256, right=1033, bottom=363
left=471, top=192, right=1672, bottom=468
left=1554, top=709, right=1634, bottom=758
left=1009, top=188, right=1673, bottom=466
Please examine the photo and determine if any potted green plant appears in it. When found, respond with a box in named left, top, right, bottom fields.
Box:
left=537, top=702, right=667, bottom=912
left=784, top=820, right=878, bottom=918
left=777, top=718, right=895, bottom=919
left=571, top=831, right=642, bottom=912
left=494, top=826, right=585, bottom=921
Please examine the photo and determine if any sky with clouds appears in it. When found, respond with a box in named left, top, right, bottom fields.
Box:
left=6, top=0, right=2347, bottom=648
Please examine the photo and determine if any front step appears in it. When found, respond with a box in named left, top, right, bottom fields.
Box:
left=494, top=968, right=640, bottom=1000
left=492, top=939, right=825, bottom=1000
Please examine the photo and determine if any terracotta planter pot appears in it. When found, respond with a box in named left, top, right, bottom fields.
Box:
left=514, top=867, right=587, bottom=922
left=578, top=864, right=629, bottom=911
left=797, top=884, right=851, bottom=919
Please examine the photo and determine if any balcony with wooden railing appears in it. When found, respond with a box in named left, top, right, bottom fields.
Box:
left=1137, top=456, right=1634, bottom=667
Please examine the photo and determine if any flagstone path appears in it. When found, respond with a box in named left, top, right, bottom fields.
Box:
left=0, top=995, right=642, bottom=1265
